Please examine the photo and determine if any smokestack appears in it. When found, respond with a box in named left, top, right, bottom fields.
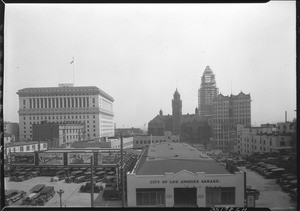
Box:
left=285, top=111, right=287, bottom=123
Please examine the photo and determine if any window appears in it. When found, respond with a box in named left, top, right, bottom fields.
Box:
left=26, top=146, right=30, bottom=151
left=206, top=187, right=235, bottom=205
left=136, top=189, right=165, bottom=206
left=32, top=145, right=36, bottom=150
left=43, top=143, right=46, bottom=148
left=20, top=146, right=24, bottom=152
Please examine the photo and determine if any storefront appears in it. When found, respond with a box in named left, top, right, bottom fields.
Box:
left=127, top=143, right=245, bottom=207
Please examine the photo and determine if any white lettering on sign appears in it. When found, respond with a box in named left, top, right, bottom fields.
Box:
left=149, top=179, right=221, bottom=184
left=149, top=180, right=160, bottom=184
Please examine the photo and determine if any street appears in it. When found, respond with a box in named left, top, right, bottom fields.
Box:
left=4, top=176, right=121, bottom=207
left=243, top=167, right=297, bottom=211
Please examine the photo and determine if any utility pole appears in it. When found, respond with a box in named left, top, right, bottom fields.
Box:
left=90, top=155, right=94, bottom=208
left=120, top=133, right=125, bottom=207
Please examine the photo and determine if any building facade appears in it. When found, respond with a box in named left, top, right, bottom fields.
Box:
left=133, top=132, right=180, bottom=148
left=4, top=141, right=48, bottom=159
left=236, top=124, right=292, bottom=155
left=198, top=66, right=219, bottom=119
left=127, top=143, right=245, bottom=207
left=17, top=84, right=114, bottom=141
left=212, top=92, right=251, bottom=151
left=148, top=89, right=212, bottom=145
left=4, top=121, right=19, bottom=142
left=32, top=121, right=85, bottom=148
left=114, top=128, right=144, bottom=137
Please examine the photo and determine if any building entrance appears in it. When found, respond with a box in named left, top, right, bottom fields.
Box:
left=174, top=188, right=197, bottom=207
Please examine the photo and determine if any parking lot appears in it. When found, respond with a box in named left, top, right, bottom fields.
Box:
left=5, top=176, right=122, bottom=207
left=243, top=167, right=297, bottom=211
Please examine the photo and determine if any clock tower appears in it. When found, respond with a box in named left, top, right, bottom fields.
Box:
left=172, top=88, right=182, bottom=135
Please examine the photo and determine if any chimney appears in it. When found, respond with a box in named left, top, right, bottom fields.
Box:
left=285, top=111, right=287, bottom=123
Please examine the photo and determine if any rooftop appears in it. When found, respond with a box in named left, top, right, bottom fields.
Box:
left=17, top=85, right=114, bottom=102
left=134, top=143, right=230, bottom=175
left=5, top=141, right=47, bottom=147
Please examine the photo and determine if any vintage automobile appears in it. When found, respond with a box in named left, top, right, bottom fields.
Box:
left=65, top=175, right=76, bottom=183
left=5, top=190, right=27, bottom=206
left=276, top=173, right=294, bottom=184
left=102, top=187, right=120, bottom=201
left=278, top=175, right=297, bottom=186
left=55, top=170, right=66, bottom=181
left=265, top=168, right=285, bottom=179
left=22, top=184, right=46, bottom=205
left=79, top=182, right=102, bottom=193
left=32, top=186, right=55, bottom=206
left=74, top=176, right=87, bottom=183
left=281, top=179, right=297, bottom=193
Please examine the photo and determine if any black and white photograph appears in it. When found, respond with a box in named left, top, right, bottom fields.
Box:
left=1, top=1, right=297, bottom=210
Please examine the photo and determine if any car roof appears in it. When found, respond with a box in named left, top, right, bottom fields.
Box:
left=5, top=190, right=18, bottom=195
left=40, top=186, right=54, bottom=193
left=31, top=184, right=46, bottom=192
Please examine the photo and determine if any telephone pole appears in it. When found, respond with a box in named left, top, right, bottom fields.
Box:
left=120, top=133, right=125, bottom=207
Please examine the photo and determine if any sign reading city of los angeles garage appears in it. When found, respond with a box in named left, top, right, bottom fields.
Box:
left=38, top=152, right=64, bottom=165
left=68, top=152, right=93, bottom=165
left=11, top=153, right=35, bottom=165
left=149, top=179, right=221, bottom=184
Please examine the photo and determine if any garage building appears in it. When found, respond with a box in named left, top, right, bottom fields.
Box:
left=127, top=142, right=245, bottom=207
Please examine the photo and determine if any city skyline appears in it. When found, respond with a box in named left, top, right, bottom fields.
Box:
left=4, top=2, right=296, bottom=128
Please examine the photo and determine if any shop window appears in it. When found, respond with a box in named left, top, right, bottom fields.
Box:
left=206, top=187, right=235, bottom=206
left=136, top=188, right=165, bottom=206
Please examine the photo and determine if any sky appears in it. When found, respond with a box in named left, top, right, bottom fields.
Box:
left=4, top=2, right=296, bottom=129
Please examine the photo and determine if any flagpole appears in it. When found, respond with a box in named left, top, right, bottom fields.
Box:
left=72, top=56, right=75, bottom=86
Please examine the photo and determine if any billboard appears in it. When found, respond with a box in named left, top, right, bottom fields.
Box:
left=68, top=152, right=93, bottom=165
left=38, top=152, right=64, bottom=165
left=11, top=153, right=35, bottom=165
left=97, top=152, right=121, bottom=165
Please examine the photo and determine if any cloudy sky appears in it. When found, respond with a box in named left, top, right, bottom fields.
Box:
left=4, top=2, right=296, bottom=128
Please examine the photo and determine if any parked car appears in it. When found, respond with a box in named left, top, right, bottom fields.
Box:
left=102, top=187, right=120, bottom=200
left=265, top=168, right=285, bottom=179
left=32, top=186, right=55, bottom=206
left=74, top=176, right=87, bottom=183
left=281, top=179, right=297, bottom=193
left=276, top=174, right=295, bottom=184
left=65, top=175, right=76, bottom=183
left=22, top=184, right=46, bottom=205
left=79, top=182, right=101, bottom=193
left=55, top=170, right=66, bottom=181
left=5, top=190, right=26, bottom=206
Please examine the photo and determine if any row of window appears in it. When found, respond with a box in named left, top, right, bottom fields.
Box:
left=135, top=139, right=179, bottom=145
left=136, top=187, right=235, bottom=206
left=25, top=97, right=96, bottom=109
left=24, top=115, right=96, bottom=121
left=5, top=143, right=47, bottom=154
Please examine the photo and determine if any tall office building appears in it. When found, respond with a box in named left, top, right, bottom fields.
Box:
left=212, top=92, right=251, bottom=151
left=17, top=84, right=114, bottom=141
left=198, top=66, right=219, bottom=118
left=172, top=89, right=182, bottom=135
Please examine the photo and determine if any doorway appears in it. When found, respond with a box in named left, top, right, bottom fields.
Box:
left=174, top=188, right=197, bottom=207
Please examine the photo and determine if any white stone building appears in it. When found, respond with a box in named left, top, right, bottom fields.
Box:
left=17, top=84, right=114, bottom=141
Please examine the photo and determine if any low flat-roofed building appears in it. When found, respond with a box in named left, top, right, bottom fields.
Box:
left=127, top=142, right=245, bottom=207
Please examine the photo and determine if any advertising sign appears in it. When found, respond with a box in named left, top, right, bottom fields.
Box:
left=97, top=152, right=121, bottom=165
left=11, top=153, right=35, bottom=165
left=38, top=152, right=64, bottom=165
left=68, top=152, right=93, bottom=165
